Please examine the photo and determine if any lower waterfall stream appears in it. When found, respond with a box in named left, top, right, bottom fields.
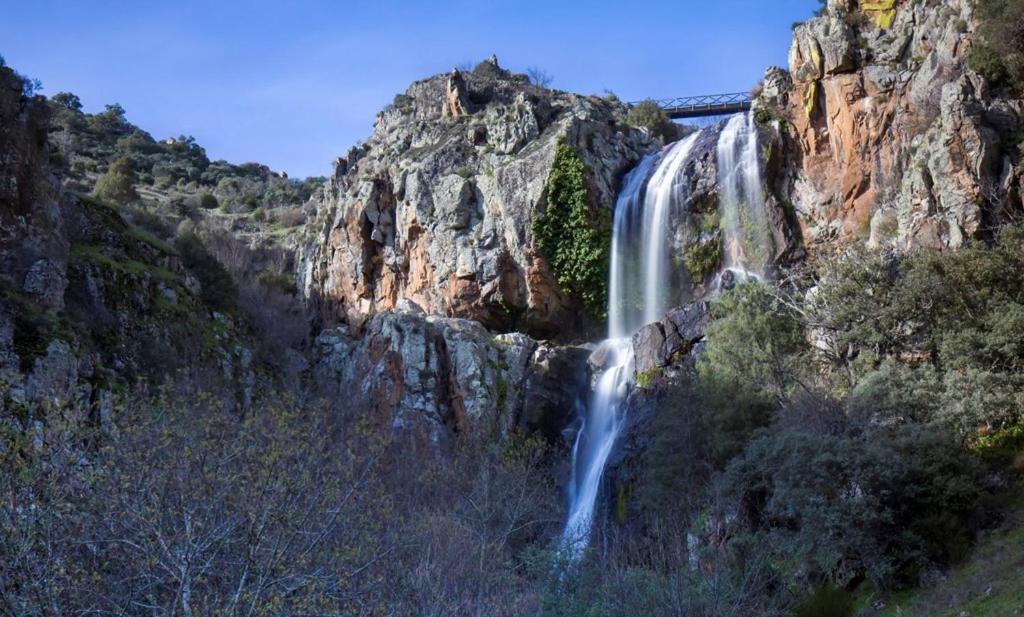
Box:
left=560, top=112, right=769, bottom=559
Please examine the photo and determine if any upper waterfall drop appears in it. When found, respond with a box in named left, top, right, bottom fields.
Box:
left=716, top=112, right=772, bottom=281
left=607, top=133, right=701, bottom=339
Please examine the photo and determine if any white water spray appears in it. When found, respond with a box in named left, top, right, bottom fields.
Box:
left=561, top=134, right=700, bottom=558
left=716, top=112, right=771, bottom=282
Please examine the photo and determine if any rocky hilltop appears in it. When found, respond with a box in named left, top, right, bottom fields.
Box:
left=300, top=57, right=652, bottom=339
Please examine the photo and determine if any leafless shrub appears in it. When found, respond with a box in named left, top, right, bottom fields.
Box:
left=527, top=66, right=554, bottom=88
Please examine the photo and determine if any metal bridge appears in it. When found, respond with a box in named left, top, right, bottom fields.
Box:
left=631, top=92, right=752, bottom=119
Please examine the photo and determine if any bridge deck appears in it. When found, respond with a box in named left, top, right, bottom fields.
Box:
left=631, top=93, right=753, bottom=120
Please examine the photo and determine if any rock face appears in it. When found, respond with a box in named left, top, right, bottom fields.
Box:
left=312, top=309, right=588, bottom=455
left=299, top=58, right=652, bottom=340
left=767, top=0, right=1023, bottom=250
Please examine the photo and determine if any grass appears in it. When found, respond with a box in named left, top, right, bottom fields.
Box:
left=70, top=244, right=182, bottom=285
left=880, top=490, right=1024, bottom=616
left=77, top=193, right=177, bottom=255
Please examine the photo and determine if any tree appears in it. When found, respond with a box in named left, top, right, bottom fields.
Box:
left=699, top=280, right=808, bottom=403
left=93, top=156, right=139, bottom=205
left=90, top=103, right=129, bottom=134
left=527, top=66, right=554, bottom=88
left=51, top=92, right=82, bottom=112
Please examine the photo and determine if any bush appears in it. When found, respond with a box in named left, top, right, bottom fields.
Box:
left=971, top=0, right=1024, bottom=93
left=626, top=100, right=677, bottom=142
left=197, top=191, right=219, bottom=210
left=531, top=140, right=611, bottom=318
left=92, top=157, right=139, bottom=205
left=684, top=237, right=722, bottom=281
left=724, top=410, right=983, bottom=589
left=792, top=584, right=856, bottom=617
left=174, top=232, right=237, bottom=312
left=699, top=280, right=807, bottom=402
left=968, top=43, right=1011, bottom=87
left=811, top=226, right=1024, bottom=437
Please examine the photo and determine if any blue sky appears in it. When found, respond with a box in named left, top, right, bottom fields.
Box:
left=2, top=1, right=819, bottom=178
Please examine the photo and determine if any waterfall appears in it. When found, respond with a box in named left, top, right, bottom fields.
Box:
left=561, top=134, right=701, bottom=558
left=561, top=112, right=770, bottom=560
left=716, top=112, right=771, bottom=282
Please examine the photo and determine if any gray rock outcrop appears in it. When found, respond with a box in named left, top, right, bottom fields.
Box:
left=299, top=58, right=653, bottom=340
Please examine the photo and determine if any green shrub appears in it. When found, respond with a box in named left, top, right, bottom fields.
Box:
left=626, top=100, right=677, bottom=142
left=812, top=226, right=1024, bottom=437
left=968, top=43, right=1011, bottom=86
left=197, top=191, right=219, bottom=210
left=971, top=0, right=1024, bottom=93
left=684, top=237, right=722, bottom=281
left=724, top=412, right=982, bottom=589
left=174, top=232, right=237, bottom=312
left=531, top=141, right=611, bottom=318
left=699, top=280, right=807, bottom=401
left=92, top=157, right=139, bottom=205
left=793, top=584, right=856, bottom=617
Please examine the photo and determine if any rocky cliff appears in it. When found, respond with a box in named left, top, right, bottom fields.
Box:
left=761, top=0, right=1023, bottom=250
left=0, top=65, right=258, bottom=438
left=299, top=57, right=652, bottom=340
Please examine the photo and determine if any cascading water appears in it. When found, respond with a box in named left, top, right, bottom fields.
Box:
left=561, top=112, right=771, bottom=560
left=716, top=112, right=771, bottom=281
left=561, top=134, right=701, bottom=558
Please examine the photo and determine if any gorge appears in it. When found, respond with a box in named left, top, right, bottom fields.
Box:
left=3, top=0, right=1024, bottom=614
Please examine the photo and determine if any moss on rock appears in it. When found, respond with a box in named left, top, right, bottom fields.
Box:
left=531, top=140, right=611, bottom=319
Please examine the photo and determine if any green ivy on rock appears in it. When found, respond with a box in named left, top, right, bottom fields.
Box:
left=531, top=140, right=610, bottom=319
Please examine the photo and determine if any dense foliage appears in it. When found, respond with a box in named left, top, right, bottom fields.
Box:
left=532, top=141, right=611, bottom=319
left=550, top=228, right=1024, bottom=615
left=968, top=0, right=1024, bottom=94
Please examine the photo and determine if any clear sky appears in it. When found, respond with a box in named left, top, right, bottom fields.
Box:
left=2, top=0, right=820, bottom=178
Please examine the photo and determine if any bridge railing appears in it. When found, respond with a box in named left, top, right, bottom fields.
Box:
left=627, top=93, right=753, bottom=119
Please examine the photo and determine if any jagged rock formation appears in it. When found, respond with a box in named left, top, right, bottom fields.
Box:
left=299, top=57, right=652, bottom=340
left=762, top=0, right=1023, bottom=249
left=312, top=308, right=588, bottom=454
